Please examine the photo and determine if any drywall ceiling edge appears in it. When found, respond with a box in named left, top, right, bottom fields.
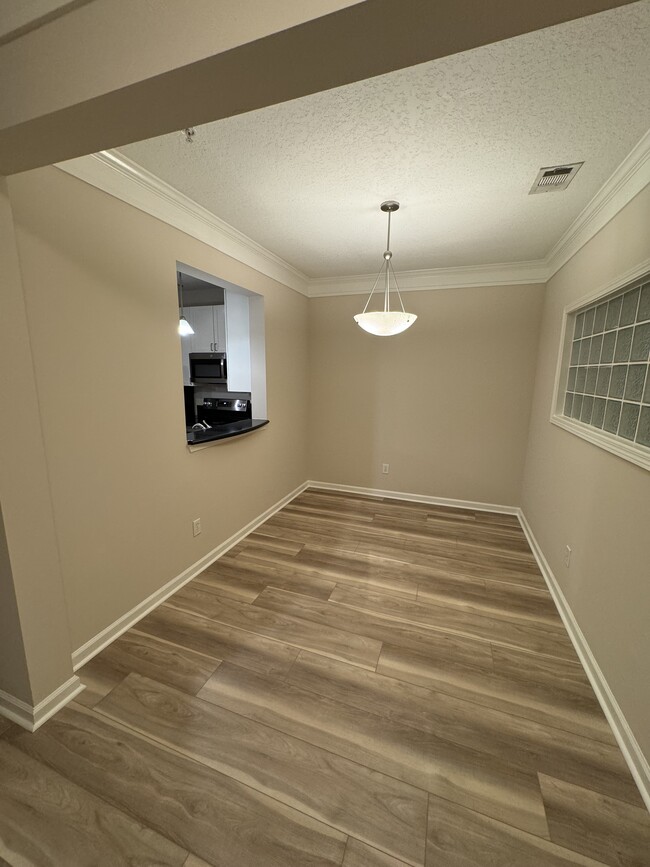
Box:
left=55, top=131, right=650, bottom=298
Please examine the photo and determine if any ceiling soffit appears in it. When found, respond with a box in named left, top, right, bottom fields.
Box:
left=0, top=0, right=638, bottom=173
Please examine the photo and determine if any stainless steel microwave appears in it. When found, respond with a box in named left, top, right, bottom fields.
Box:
left=189, top=352, right=227, bottom=384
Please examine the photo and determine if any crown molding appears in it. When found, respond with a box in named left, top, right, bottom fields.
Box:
left=56, top=130, right=649, bottom=299
left=56, top=151, right=310, bottom=296
left=312, top=131, right=650, bottom=296
left=308, top=260, right=549, bottom=297
left=545, top=129, right=650, bottom=278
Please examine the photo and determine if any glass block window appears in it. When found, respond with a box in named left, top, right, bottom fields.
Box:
left=557, top=271, right=650, bottom=468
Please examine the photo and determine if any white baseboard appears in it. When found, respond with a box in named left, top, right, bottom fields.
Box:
left=0, top=675, right=85, bottom=732
left=72, top=481, right=309, bottom=670
left=307, top=480, right=519, bottom=515
left=64, top=475, right=649, bottom=815
left=518, top=510, right=650, bottom=814
left=73, top=479, right=512, bottom=673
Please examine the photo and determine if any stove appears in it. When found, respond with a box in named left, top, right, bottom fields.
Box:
left=197, top=398, right=252, bottom=427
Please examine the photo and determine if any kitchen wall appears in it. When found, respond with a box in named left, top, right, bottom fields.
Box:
left=308, top=284, right=545, bottom=506
left=521, top=184, right=650, bottom=760
left=6, top=165, right=309, bottom=653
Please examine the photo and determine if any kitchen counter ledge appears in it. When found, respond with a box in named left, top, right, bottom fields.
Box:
left=187, top=418, right=269, bottom=450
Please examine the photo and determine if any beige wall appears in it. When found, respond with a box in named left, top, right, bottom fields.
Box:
left=3, top=153, right=648, bottom=777
left=0, top=176, right=75, bottom=704
left=521, top=185, right=650, bottom=759
left=0, top=506, right=31, bottom=702
left=308, top=284, right=545, bottom=506
left=7, top=166, right=309, bottom=652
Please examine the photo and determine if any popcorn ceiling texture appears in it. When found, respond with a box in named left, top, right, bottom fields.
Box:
left=120, top=3, right=650, bottom=278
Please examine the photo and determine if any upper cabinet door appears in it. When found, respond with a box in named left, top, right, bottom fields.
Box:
left=224, top=291, right=251, bottom=392
left=213, top=305, right=226, bottom=351
left=189, top=306, right=215, bottom=353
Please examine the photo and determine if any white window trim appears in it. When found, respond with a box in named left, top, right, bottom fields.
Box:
left=549, top=257, right=650, bottom=472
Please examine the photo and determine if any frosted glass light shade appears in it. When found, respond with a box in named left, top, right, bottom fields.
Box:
left=354, top=311, right=417, bottom=336
left=178, top=316, right=194, bottom=336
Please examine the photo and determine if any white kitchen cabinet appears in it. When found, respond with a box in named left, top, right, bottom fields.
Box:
left=186, top=307, right=214, bottom=352
left=187, top=305, right=224, bottom=353
left=214, top=304, right=226, bottom=351
left=224, top=291, right=251, bottom=392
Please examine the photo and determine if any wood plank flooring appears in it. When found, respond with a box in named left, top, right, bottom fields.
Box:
left=1, top=489, right=649, bottom=866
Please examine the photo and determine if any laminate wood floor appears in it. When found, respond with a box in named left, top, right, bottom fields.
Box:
left=1, top=490, right=649, bottom=866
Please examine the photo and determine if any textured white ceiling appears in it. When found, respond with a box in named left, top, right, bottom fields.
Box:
left=119, top=2, right=650, bottom=279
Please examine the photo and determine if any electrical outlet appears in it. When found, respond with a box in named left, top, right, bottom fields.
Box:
left=382, top=463, right=390, bottom=474
left=564, top=545, right=572, bottom=568
left=192, top=518, right=201, bottom=537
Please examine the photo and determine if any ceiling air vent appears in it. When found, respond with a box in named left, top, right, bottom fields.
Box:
left=529, top=162, right=583, bottom=194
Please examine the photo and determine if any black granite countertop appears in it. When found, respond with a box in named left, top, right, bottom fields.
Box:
left=186, top=418, right=269, bottom=445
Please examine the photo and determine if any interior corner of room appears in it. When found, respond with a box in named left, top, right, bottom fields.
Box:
left=0, top=0, right=648, bottom=845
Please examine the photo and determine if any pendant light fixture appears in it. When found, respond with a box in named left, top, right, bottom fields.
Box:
left=354, top=201, right=417, bottom=336
left=178, top=276, right=195, bottom=336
